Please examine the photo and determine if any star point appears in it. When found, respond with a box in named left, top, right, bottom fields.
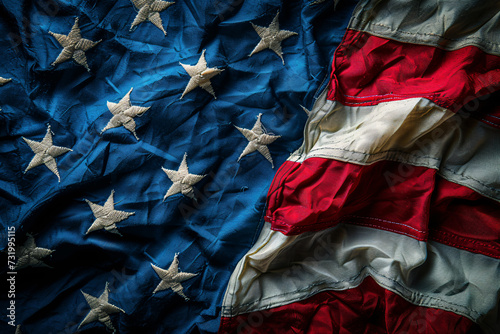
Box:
left=180, top=50, right=223, bottom=99
left=0, top=77, right=12, bottom=85
left=22, top=125, right=72, bottom=181
left=151, top=254, right=198, bottom=300
left=79, top=282, right=125, bottom=332
left=0, top=77, right=11, bottom=111
left=162, top=153, right=206, bottom=200
left=249, top=12, right=298, bottom=65
left=101, top=88, right=150, bottom=140
left=84, top=190, right=134, bottom=235
left=300, top=104, right=310, bottom=115
left=130, top=0, right=175, bottom=35
left=235, top=113, right=281, bottom=168
left=49, top=17, right=101, bottom=71
left=15, top=234, right=54, bottom=270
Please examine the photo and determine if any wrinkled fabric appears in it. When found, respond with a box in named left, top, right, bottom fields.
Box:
left=220, top=277, right=483, bottom=334
left=221, top=0, right=500, bottom=333
left=350, top=0, right=500, bottom=54
left=219, top=222, right=500, bottom=328
left=328, top=30, right=500, bottom=114
left=0, top=0, right=358, bottom=333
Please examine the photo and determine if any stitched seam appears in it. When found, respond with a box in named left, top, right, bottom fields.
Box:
left=431, top=236, right=500, bottom=259
left=340, top=94, right=500, bottom=123
left=441, top=166, right=500, bottom=194
left=230, top=264, right=482, bottom=317
left=342, top=92, right=438, bottom=99
left=353, top=19, right=500, bottom=47
left=340, top=94, right=452, bottom=110
left=269, top=219, right=499, bottom=253
left=346, top=215, right=425, bottom=233
left=307, top=147, right=441, bottom=161
left=272, top=214, right=426, bottom=234
left=339, top=95, right=450, bottom=106
left=484, top=113, right=500, bottom=120
left=269, top=216, right=428, bottom=239
left=347, top=222, right=425, bottom=239
left=478, top=116, right=500, bottom=127
left=285, top=149, right=499, bottom=195
left=431, top=229, right=500, bottom=252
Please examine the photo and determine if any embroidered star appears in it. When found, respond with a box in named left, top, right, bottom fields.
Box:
left=249, top=12, right=298, bottom=65
left=84, top=190, right=135, bottom=236
left=49, top=17, right=101, bottom=71
left=101, top=88, right=150, bottom=140
left=22, top=125, right=72, bottom=181
left=235, top=113, right=281, bottom=168
left=151, top=254, right=198, bottom=300
left=180, top=50, right=223, bottom=99
left=15, top=234, right=54, bottom=270
left=130, top=0, right=174, bottom=35
left=15, top=325, right=22, bottom=334
left=79, top=282, right=125, bottom=332
left=0, top=77, right=11, bottom=85
left=162, top=153, right=206, bottom=200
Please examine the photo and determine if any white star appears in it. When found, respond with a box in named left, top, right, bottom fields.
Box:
left=101, top=88, right=150, bottom=140
left=79, top=282, right=125, bottom=332
left=151, top=254, right=198, bottom=300
left=49, top=17, right=101, bottom=71
left=249, top=12, right=298, bottom=65
left=0, top=77, right=11, bottom=85
left=15, top=234, right=54, bottom=270
left=130, top=0, right=175, bottom=35
left=235, top=113, right=281, bottom=168
left=162, top=153, right=206, bottom=200
left=180, top=50, right=223, bottom=99
left=84, top=190, right=135, bottom=236
left=22, top=125, right=72, bottom=182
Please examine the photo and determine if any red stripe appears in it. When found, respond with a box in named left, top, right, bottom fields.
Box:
left=327, top=30, right=500, bottom=122
left=265, top=158, right=500, bottom=258
left=219, top=277, right=481, bottom=334
left=266, top=158, right=435, bottom=238
left=430, top=178, right=500, bottom=258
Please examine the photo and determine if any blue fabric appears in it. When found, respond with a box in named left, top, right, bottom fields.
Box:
left=0, top=0, right=357, bottom=333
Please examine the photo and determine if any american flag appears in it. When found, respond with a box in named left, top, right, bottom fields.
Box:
left=1, top=0, right=499, bottom=333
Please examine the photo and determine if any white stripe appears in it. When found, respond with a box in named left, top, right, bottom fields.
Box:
left=350, top=0, right=500, bottom=55
left=221, top=222, right=500, bottom=333
left=290, top=92, right=500, bottom=201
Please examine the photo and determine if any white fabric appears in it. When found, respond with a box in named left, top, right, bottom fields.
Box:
left=221, top=222, right=500, bottom=333
left=290, top=92, right=500, bottom=202
left=350, top=0, right=500, bottom=55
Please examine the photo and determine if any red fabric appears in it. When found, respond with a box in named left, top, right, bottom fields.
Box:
left=266, top=158, right=500, bottom=258
left=219, top=277, right=481, bottom=334
left=327, top=30, right=500, bottom=123
left=266, top=158, right=435, bottom=238
left=430, top=178, right=500, bottom=258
